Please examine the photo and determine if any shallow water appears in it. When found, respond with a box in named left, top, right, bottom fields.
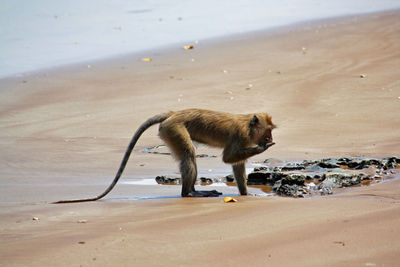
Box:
left=118, top=174, right=397, bottom=200
left=122, top=158, right=399, bottom=199
left=1, top=0, right=399, bottom=78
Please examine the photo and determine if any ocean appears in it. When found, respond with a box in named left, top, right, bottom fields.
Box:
left=0, top=0, right=399, bottom=78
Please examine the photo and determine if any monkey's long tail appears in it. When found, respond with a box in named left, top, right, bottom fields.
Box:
left=53, top=112, right=173, bottom=204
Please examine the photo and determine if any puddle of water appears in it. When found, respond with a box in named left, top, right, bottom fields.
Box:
left=108, top=193, right=241, bottom=201
left=109, top=195, right=182, bottom=201
left=120, top=177, right=273, bottom=199
left=118, top=158, right=399, bottom=199
left=122, top=179, right=159, bottom=186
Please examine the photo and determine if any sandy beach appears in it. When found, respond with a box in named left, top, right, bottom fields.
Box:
left=1, top=10, right=399, bottom=266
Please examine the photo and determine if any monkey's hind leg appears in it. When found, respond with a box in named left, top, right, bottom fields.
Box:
left=159, top=124, right=221, bottom=197
left=179, top=149, right=222, bottom=197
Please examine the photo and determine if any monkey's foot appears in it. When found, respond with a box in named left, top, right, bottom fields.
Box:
left=186, top=190, right=223, bottom=197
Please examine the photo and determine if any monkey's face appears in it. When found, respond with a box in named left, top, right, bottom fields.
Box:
left=262, top=127, right=274, bottom=144
left=250, top=114, right=276, bottom=146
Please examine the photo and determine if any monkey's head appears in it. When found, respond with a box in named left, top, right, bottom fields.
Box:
left=249, top=114, right=276, bottom=146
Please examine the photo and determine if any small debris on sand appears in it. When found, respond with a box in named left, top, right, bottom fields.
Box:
left=183, top=45, right=194, bottom=50
left=224, top=196, right=238, bottom=203
left=333, top=241, right=346, bottom=246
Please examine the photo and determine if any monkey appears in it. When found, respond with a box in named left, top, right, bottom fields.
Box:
left=53, top=109, right=275, bottom=203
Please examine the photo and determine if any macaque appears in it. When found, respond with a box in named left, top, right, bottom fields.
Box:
left=54, top=109, right=275, bottom=203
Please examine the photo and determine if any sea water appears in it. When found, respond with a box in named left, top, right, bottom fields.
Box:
left=0, top=0, right=399, bottom=78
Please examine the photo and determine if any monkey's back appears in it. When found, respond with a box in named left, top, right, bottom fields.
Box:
left=161, top=109, right=252, bottom=148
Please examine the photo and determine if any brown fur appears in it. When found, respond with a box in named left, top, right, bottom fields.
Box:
left=54, top=109, right=275, bottom=203
left=159, top=109, right=275, bottom=197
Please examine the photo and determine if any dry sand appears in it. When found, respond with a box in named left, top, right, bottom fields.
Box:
left=1, top=10, right=399, bottom=266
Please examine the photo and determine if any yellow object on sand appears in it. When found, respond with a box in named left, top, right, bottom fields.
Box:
left=141, top=58, right=152, bottom=62
left=183, top=45, right=194, bottom=50
left=224, top=196, right=238, bottom=203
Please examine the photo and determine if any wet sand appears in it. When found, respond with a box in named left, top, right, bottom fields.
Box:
left=1, top=10, right=400, bottom=266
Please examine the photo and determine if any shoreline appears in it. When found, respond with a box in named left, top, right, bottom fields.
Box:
left=1, top=10, right=400, bottom=266
left=1, top=8, right=398, bottom=81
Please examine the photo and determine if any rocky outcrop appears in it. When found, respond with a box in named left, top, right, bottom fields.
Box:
left=316, top=172, right=370, bottom=195
left=155, top=157, right=399, bottom=198
left=250, top=157, right=399, bottom=197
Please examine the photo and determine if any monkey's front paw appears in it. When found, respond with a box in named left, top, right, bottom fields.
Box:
left=264, top=142, right=275, bottom=149
left=259, top=142, right=275, bottom=151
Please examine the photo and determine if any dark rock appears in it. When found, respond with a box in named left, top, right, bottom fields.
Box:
left=317, top=171, right=366, bottom=194
left=317, top=162, right=340, bottom=169
left=253, top=166, right=268, bottom=172
left=271, top=167, right=282, bottom=172
left=155, top=176, right=181, bottom=184
left=273, top=182, right=308, bottom=198
left=360, top=174, right=372, bottom=181
left=200, top=177, right=213, bottom=184
left=225, top=174, right=234, bottom=182
left=346, top=161, right=360, bottom=169
left=341, top=175, right=362, bottom=187
left=334, top=157, right=399, bottom=170
left=301, top=158, right=340, bottom=168
left=281, top=173, right=307, bottom=186
left=354, top=159, right=381, bottom=170
left=281, top=164, right=305, bottom=171
left=319, top=172, right=362, bottom=189
left=301, top=159, right=315, bottom=166
left=364, top=158, right=382, bottom=166
left=273, top=172, right=288, bottom=180
left=248, top=170, right=312, bottom=187
left=247, top=170, right=302, bottom=185
left=382, top=157, right=399, bottom=170
left=247, top=171, right=277, bottom=185
left=263, top=159, right=271, bottom=164
left=319, top=186, right=333, bottom=195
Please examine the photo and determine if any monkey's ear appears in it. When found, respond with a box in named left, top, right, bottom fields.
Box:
left=250, top=115, right=259, bottom=127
